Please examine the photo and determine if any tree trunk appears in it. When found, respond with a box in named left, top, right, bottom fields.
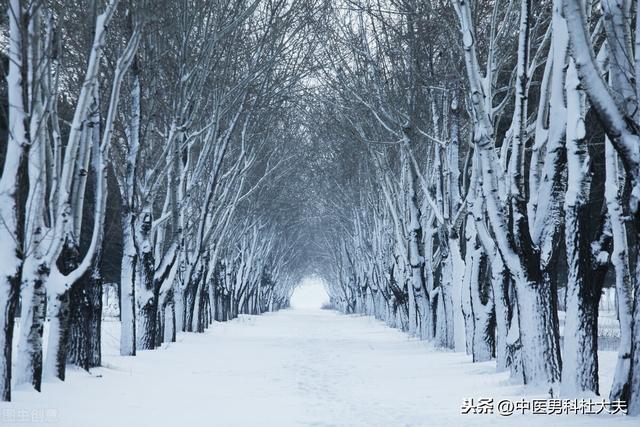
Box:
left=43, top=290, right=70, bottom=381
left=88, top=271, right=102, bottom=367
left=43, top=240, right=79, bottom=381
left=491, top=256, right=511, bottom=372
left=184, top=283, right=196, bottom=332
left=469, top=242, right=494, bottom=362
left=449, top=236, right=467, bottom=352
left=65, top=269, right=102, bottom=369
left=1, top=0, right=30, bottom=401
left=66, top=277, right=91, bottom=370
left=14, top=262, right=46, bottom=391
left=67, top=261, right=103, bottom=370
left=561, top=60, right=602, bottom=396
left=120, top=211, right=136, bottom=356
left=0, top=278, right=20, bottom=401
left=135, top=210, right=156, bottom=350
left=514, top=279, right=562, bottom=387
left=607, top=139, right=634, bottom=403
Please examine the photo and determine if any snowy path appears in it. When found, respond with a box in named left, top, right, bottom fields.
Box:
left=2, top=309, right=635, bottom=426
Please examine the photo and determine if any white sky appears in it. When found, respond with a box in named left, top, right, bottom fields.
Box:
left=290, top=277, right=329, bottom=309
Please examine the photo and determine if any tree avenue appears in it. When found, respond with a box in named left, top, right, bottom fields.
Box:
left=1, top=0, right=640, bottom=418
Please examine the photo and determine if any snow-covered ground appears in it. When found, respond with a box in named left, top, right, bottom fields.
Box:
left=1, top=309, right=635, bottom=426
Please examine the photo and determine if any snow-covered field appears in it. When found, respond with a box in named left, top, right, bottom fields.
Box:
left=1, top=309, right=635, bottom=426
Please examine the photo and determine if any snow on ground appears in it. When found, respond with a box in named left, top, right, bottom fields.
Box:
left=2, top=309, right=636, bottom=427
